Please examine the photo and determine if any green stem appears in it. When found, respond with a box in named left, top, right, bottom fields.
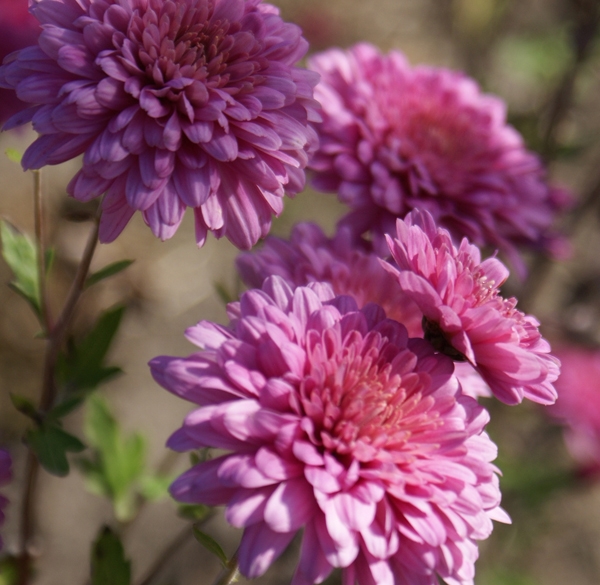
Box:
left=33, top=170, right=51, bottom=333
left=17, top=214, right=101, bottom=585
left=212, top=551, right=240, bottom=585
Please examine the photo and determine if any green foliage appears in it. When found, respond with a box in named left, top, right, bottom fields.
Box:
left=26, top=423, right=85, bottom=477
left=0, top=220, right=41, bottom=318
left=192, top=525, right=228, bottom=567
left=178, top=504, right=210, bottom=522
left=54, top=306, right=124, bottom=416
left=79, top=395, right=145, bottom=521
left=138, top=474, right=172, bottom=501
left=497, top=32, right=571, bottom=84
left=91, top=527, right=131, bottom=585
left=0, top=556, right=18, bottom=585
left=4, top=148, right=22, bottom=164
left=86, top=260, right=134, bottom=289
left=9, top=393, right=39, bottom=423
left=78, top=395, right=171, bottom=521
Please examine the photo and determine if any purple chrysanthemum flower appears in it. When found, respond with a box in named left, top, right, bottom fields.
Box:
left=547, top=347, right=600, bottom=475
left=0, top=0, right=40, bottom=125
left=385, top=209, right=560, bottom=406
left=0, top=449, right=12, bottom=551
left=236, top=222, right=423, bottom=337
left=308, top=43, right=570, bottom=275
left=0, top=0, right=320, bottom=248
left=151, top=276, right=508, bottom=585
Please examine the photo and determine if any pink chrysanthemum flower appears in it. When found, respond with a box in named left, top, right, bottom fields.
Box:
left=0, top=0, right=320, bottom=248
left=308, top=43, right=569, bottom=274
left=237, top=222, right=423, bottom=337
left=151, top=276, right=508, bottom=585
left=0, top=0, right=40, bottom=125
left=547, top=347, right=600, bottom=474
left=0, top=449, right=11, bottom=551
left=385, top=209, right=560, bottom=406
left=237, top=222, right=493, bottom=398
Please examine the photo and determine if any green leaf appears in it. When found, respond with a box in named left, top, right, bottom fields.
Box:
left=10, top=393, right=39, bottom=422
left=178, top=504, right=209, bottom=522
left=56, top=306, right=125, bottom=397
left=138, top=474, right=172, bottom=501
left=86, top=260, right=134, bottom=289
left=192, top=525, right=228, bottom=567
left=0, top=221, right=40, bottom=317
left=5, top=148, right=22, bottom=164
left=27, top=424, right=85, bottom=477
left=91, top=526, right=131, bottom=585
left=81, top=395, right=147, bottom=521
left=48, top=395, right=86, bottom=421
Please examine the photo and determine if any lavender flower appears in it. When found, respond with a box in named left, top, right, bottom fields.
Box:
left=0, top=0, right=40, bottom=124
left=309, top=43, right=570, bottom=275
left=0, top=0, right=320, bottom=248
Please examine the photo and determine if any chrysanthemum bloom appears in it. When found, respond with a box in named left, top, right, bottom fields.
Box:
left=237, top=222, right=493, bottom=397
left=547, top=347, right=600, bottom=474
left=308, top=43, right=569, bottom=274
left=0, top=0, right=320, bottom=248
left=385, top=209, right=559, bottom=406
left=0, top=449, right=12, bottom=551
left=236, top=222, right=423, bottom=336
left=151, top=276, right=508, bottom=584
left=0, top=0, right=40, bottom=125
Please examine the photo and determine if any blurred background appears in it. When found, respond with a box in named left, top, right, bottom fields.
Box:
left=1, top=0, right=600, bottom=584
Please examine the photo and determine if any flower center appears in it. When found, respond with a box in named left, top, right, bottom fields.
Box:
left=299, top=328, right=431, bottom=458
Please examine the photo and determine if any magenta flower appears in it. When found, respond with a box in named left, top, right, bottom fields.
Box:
left=237, top=222, right=423, bottom=336
left=0, top=449, right=11, bottom=551
left=385, top=209, right=560, bottom=406
left=151, top=276, right=508, bottom=585
left=547, top=347, right=600, bottom=474
left=308, top=43, right=569, bottom=274
left=0, top=0, right=40, bottom=125
left=0, top=0, right=320, bottom=248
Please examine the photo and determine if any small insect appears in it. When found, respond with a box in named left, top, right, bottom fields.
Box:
left=422, top=317, right=467, bottom=362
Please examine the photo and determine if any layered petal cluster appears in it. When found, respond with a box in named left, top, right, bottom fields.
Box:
left=236, top=222, right=423, bottom=336
left=0, top=0, right=40, bottom=124
left=0, top=0, right=320, bottom=248
left=308, top=43, right=569, bottom=274
left=0, top=449, right=11, bottom=551
left=237, top=222, right=492, bottom=398
left=547, top=347, right=600, bottom=473
left=385, top=210, right=560, bottom=406
left=151, top=276, right=507, bottom=585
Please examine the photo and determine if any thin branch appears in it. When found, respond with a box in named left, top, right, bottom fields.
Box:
left=17, top=215, right=101, bottom=585
left=134, top=511, right=215, bottom=585
left=540, top=0, right=600, bottom=160
left=39, top=213, right=100, bottom=413
left=135, top=525, right=193, bottom=585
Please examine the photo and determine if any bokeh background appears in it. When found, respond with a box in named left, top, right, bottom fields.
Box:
left=1, top=0, right=600, bottom=583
